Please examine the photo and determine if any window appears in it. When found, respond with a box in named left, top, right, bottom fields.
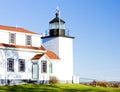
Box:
left=7, top=58, right=14, bottom=72
left=41, top=61, right=47, bottom=73
left=19, top=59, right=25, bottom=72
left=49, top=62, right=53, bottom=73
left=9, top=33, right=16, bottom=44
left=26, top=35, right=31, bottom=45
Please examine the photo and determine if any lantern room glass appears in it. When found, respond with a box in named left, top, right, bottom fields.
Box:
left=49, top=22, right=65, bottom=29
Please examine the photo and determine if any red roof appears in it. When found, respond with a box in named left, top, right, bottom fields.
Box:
left=0, top=43, right=46, bottom=50
left=0, top=25, right=38, bottom=35
left=45, top=51, right=60, bottom=60
left=32, top=54, right=44, bottom=60
left=32, top=50, right=60, bottom=60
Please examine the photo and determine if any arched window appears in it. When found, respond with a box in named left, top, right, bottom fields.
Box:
left=7, top=58, right=14, bottom=72
left=41, top=61, right=47, bottom=73
left=19, top=59, right=25, bottom=72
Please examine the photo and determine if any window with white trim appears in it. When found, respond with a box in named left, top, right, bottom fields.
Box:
left=26, top=35, right=32, bottom=45
left=9, top=33, right=16, bottom=44
left=7, top=58, right=14, bottom=72
left=49, top=62, right=53, bottom=73
left=19, top=59, right=25, bottom=72
left=41, top=61, right=47, bottom=73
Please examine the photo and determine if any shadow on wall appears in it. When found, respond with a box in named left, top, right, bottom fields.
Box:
left=0, top=44, right=22, bottom=85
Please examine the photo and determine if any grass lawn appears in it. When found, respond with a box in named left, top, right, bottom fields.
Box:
left=0, top=84, right=120, bottom=92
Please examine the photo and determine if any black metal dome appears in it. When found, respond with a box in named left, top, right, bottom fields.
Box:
left=49, top=13, right=65, bottom=24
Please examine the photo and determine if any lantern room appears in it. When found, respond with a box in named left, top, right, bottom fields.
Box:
left=49, top=11, right=66, bottom=37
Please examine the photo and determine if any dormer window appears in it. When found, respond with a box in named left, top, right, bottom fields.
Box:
left=26, top=35, right=32, bottom=46
left=9, top=33, right=16, bottom=44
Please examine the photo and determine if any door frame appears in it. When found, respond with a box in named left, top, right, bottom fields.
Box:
left=32, top=63, right=39, bottom=80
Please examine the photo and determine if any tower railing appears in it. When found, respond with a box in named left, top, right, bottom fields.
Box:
left=42, top=29, right=71, bottom=37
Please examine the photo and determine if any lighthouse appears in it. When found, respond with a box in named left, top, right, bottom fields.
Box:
left=42, top=9, right=74, bottom=83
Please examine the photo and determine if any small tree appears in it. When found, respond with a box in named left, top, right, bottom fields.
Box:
left=49, top=76, right=59, bottom=84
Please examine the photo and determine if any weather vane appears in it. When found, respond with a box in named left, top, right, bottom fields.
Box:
left=56, top=6, right=60, bottom=17
left=56, top=6, right=59, bottom=13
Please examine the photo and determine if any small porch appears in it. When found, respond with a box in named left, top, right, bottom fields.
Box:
left=31, top=51, right=60, bottom=84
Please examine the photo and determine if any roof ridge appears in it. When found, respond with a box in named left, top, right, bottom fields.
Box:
left=0, top=25, right=39, bottom=35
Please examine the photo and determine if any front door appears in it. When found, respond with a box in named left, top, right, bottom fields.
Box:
left=32, top=64, right=39, bottom=79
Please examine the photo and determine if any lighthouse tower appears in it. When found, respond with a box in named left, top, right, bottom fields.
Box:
left=42, top=9, right=74, bottom=83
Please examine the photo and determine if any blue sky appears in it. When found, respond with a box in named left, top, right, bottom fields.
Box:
left=0, top=0, right=120, bottom=81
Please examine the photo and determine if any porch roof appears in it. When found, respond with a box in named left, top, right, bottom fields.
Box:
left=32, top=51, right=60, bottom=60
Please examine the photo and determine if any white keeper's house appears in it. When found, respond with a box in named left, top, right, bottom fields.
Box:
left=0, top=11, right=75, bottom=85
